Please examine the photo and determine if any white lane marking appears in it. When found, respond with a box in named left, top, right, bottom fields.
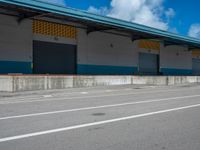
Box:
left=43, top=95, right=53, bottom=98
left=1, top=85, right=200, bottom=102
left=80, top=92, right=88, bottom=94
left=0, top=88, right=134, bottom=101
left=0, top=86, right=200, bottom=105
left=105, top=90, right=113, bottom=92
left=0, top=88, right=197, bottom=105
left=0, top=103, right=200, bottom=143
left=0, top=94, right=200, bottom=121
left=148, top=86, right=156, bottom=88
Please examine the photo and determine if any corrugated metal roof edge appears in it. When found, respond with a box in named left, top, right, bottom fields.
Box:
left=1, top=0, right=200, bottom=47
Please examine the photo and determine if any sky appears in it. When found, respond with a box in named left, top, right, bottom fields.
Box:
left=41, top=0, right=200, bottom=39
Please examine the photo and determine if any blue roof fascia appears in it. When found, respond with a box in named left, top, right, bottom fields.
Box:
left=1, top=0, right=200, bottom=47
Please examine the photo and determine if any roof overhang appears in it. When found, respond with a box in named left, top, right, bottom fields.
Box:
left=1, top=0, right=200, bottom=49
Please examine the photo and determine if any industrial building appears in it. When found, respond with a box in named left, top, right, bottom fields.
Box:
left=0, top=0, right=200, bottom=76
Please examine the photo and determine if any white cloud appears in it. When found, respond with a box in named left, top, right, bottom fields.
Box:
left=88, top=6, right=109, bottom=16
left=165, top=8, right=175, bottom=20
left=188, top=24, right=200, bottom=39
left=169, top=27, right=178, bottom=34
left=88, top=0, right=175, bottom=31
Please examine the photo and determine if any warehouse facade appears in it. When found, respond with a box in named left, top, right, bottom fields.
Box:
left=0, top=0, right=200, bottom=76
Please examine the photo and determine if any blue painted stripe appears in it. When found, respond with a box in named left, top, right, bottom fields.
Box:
left=77, top=64, right=138, bottom=75
left=160, top=68, right=192, bottom=75
left=0, top=61, right=32, bottom=74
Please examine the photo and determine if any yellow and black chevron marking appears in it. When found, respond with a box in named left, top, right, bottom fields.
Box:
left=192, top=50, right=200, bottom=57
left=138, top=40, right=160, bottom=51
left=32, top=20, right=77, bottom=39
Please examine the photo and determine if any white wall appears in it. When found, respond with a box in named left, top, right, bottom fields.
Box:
left=0, top=14, right=194, bottom=75
left=159, top=45, right=192, bottom=75
left=0, top=14, right=32, bottom=62
left=77, top=29, right=138, bottom=67
left=160, top=45, right=192, bottom=70
left=0, top=14, right=32, bottom=74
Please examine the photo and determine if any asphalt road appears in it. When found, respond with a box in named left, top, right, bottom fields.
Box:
left=0, top=84, right=200, bottom=150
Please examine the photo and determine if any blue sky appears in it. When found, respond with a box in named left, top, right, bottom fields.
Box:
left=164, top=0, right=200, bottom=36
left=43, top=0, right=200, bottom=39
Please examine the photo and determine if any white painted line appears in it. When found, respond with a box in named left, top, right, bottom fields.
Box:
left=80, top=92, right=88, bottom=94
left=0, top=89, right=195, bottom=105
left=43, top=95, right=53, bottom=98
left=0, top=103, right=200, bottom=143
left=0, top=88, right=196, bottom=105
left=0, top=88, right=134, bottom=101
left=2, top=85, right=200, bottom=102
left=105, top=90, right=113, bottom=92
left=0, top=94, right=199, bottom=121
left=148, top=86, right=156, bottom=88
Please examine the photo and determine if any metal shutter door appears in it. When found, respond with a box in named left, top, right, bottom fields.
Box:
left=193, top=58, right=200, bottom=75
left=139, top=53, right=159, bottom=75
left=33, top=41, right=76, bottom=74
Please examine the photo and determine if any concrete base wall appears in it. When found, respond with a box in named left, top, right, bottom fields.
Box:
left=0, top=76, right=13, bottom=92
left=0, top=75, right=200, bottom=92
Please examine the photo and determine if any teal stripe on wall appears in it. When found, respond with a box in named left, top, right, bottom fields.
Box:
left=0, top=61, right=32, bottom=74
left=77, top=64, right=138, bottom=75
left=160, top=68, right=192, bottom=75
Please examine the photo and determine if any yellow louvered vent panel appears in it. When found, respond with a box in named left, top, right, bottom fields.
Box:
left=138, top=40, right=160, bottom=51
left=32, top=20, right=77, bottom=39
left=192, top=50, right=200, bottom=57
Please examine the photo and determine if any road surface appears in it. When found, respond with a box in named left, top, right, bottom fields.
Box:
left=0, top=84, right=200, bottom=150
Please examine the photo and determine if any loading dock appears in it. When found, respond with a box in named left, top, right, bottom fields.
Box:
left=192, top=58, right=200, bottom=75
left=139, top=53, right=159, bottom=75
left=33, top=41, right=77, bottom=74
left=0, top=0, right=200, bottom=76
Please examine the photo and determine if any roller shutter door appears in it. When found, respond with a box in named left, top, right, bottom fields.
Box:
left=192, top=58, right=200, bottom=75
left=33, top=41, right=76, bottom=74
left=139, top=53, right=159, bottom=75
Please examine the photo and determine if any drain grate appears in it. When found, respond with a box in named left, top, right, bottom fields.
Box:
left=133, top=87, right=141, bottom=89
left=92, top=113, right=106, bottom=116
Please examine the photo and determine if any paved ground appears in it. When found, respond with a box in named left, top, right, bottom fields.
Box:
left=0, top=84, right=200, bottom=150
